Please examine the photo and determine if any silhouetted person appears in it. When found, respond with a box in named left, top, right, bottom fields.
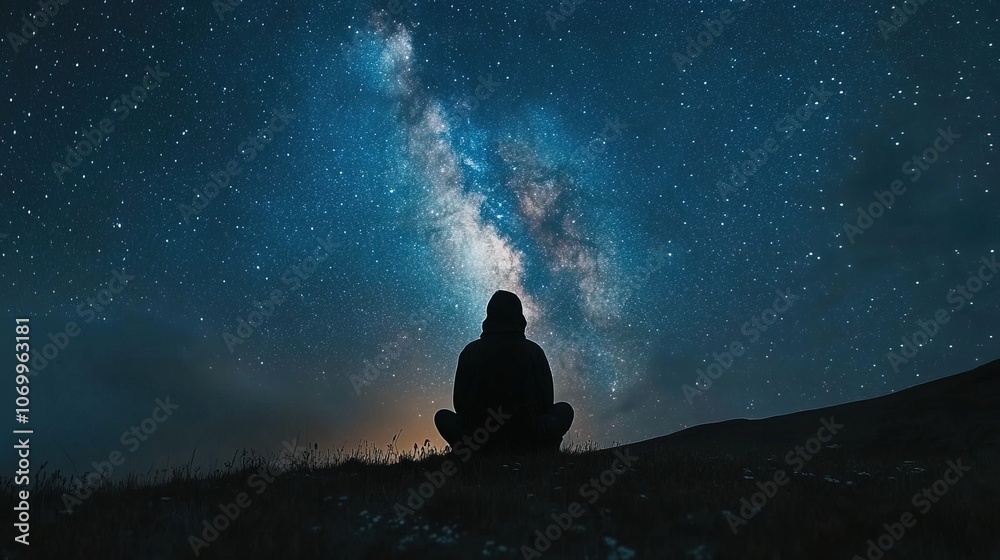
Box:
left=435, top=290, right=574, bottom=454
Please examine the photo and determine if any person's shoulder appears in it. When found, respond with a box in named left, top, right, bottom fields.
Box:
left=523, top=338, right=547, bottom=354
left=459, top=339, right=483, bottom=356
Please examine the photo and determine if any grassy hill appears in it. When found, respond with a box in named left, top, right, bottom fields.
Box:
left=3, top=360, right=998, bottom=559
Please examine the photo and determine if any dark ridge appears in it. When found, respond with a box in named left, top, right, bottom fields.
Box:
left=624, top=358, right=1000, bottom=456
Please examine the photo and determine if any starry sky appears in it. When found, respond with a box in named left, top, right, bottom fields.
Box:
left=2, top=1, right=998, bottom=475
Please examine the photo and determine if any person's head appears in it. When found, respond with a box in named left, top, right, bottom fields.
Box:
left=481, top=290, right=527, bottom=336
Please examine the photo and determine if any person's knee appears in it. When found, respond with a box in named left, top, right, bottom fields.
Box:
left=434, top=409, right=459, bottom=433
left=540, top=402, right=573, bottom=437
left=553, top=402, right=574, bottom=424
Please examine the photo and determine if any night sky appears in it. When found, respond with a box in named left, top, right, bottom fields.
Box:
left=2, top=1, right=998, bottom=476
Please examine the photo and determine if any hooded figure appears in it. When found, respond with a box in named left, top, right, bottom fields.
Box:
left=435, top=290, right=574, bottom=453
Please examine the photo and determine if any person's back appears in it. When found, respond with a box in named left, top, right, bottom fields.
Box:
left=435, top=290, right=574, bottom=454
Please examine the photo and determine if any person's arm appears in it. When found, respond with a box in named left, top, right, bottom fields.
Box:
left=538, top=345, right=554, bottom=409
left=453, top=347, right=476, bottom=417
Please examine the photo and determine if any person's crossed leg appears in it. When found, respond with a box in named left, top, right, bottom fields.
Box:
left=435, top=401, right=574, bottom=454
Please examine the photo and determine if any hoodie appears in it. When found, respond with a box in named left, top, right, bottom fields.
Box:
left=453, top=290, right=554, bottom=427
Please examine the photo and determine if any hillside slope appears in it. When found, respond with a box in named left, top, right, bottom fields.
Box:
left=632, top=358, right=1000, bottom=457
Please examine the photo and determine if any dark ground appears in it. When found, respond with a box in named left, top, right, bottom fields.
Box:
left=3, top=360, right=999, bottom=559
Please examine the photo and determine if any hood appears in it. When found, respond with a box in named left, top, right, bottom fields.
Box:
left=481, top=290, right=527, bottom=337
